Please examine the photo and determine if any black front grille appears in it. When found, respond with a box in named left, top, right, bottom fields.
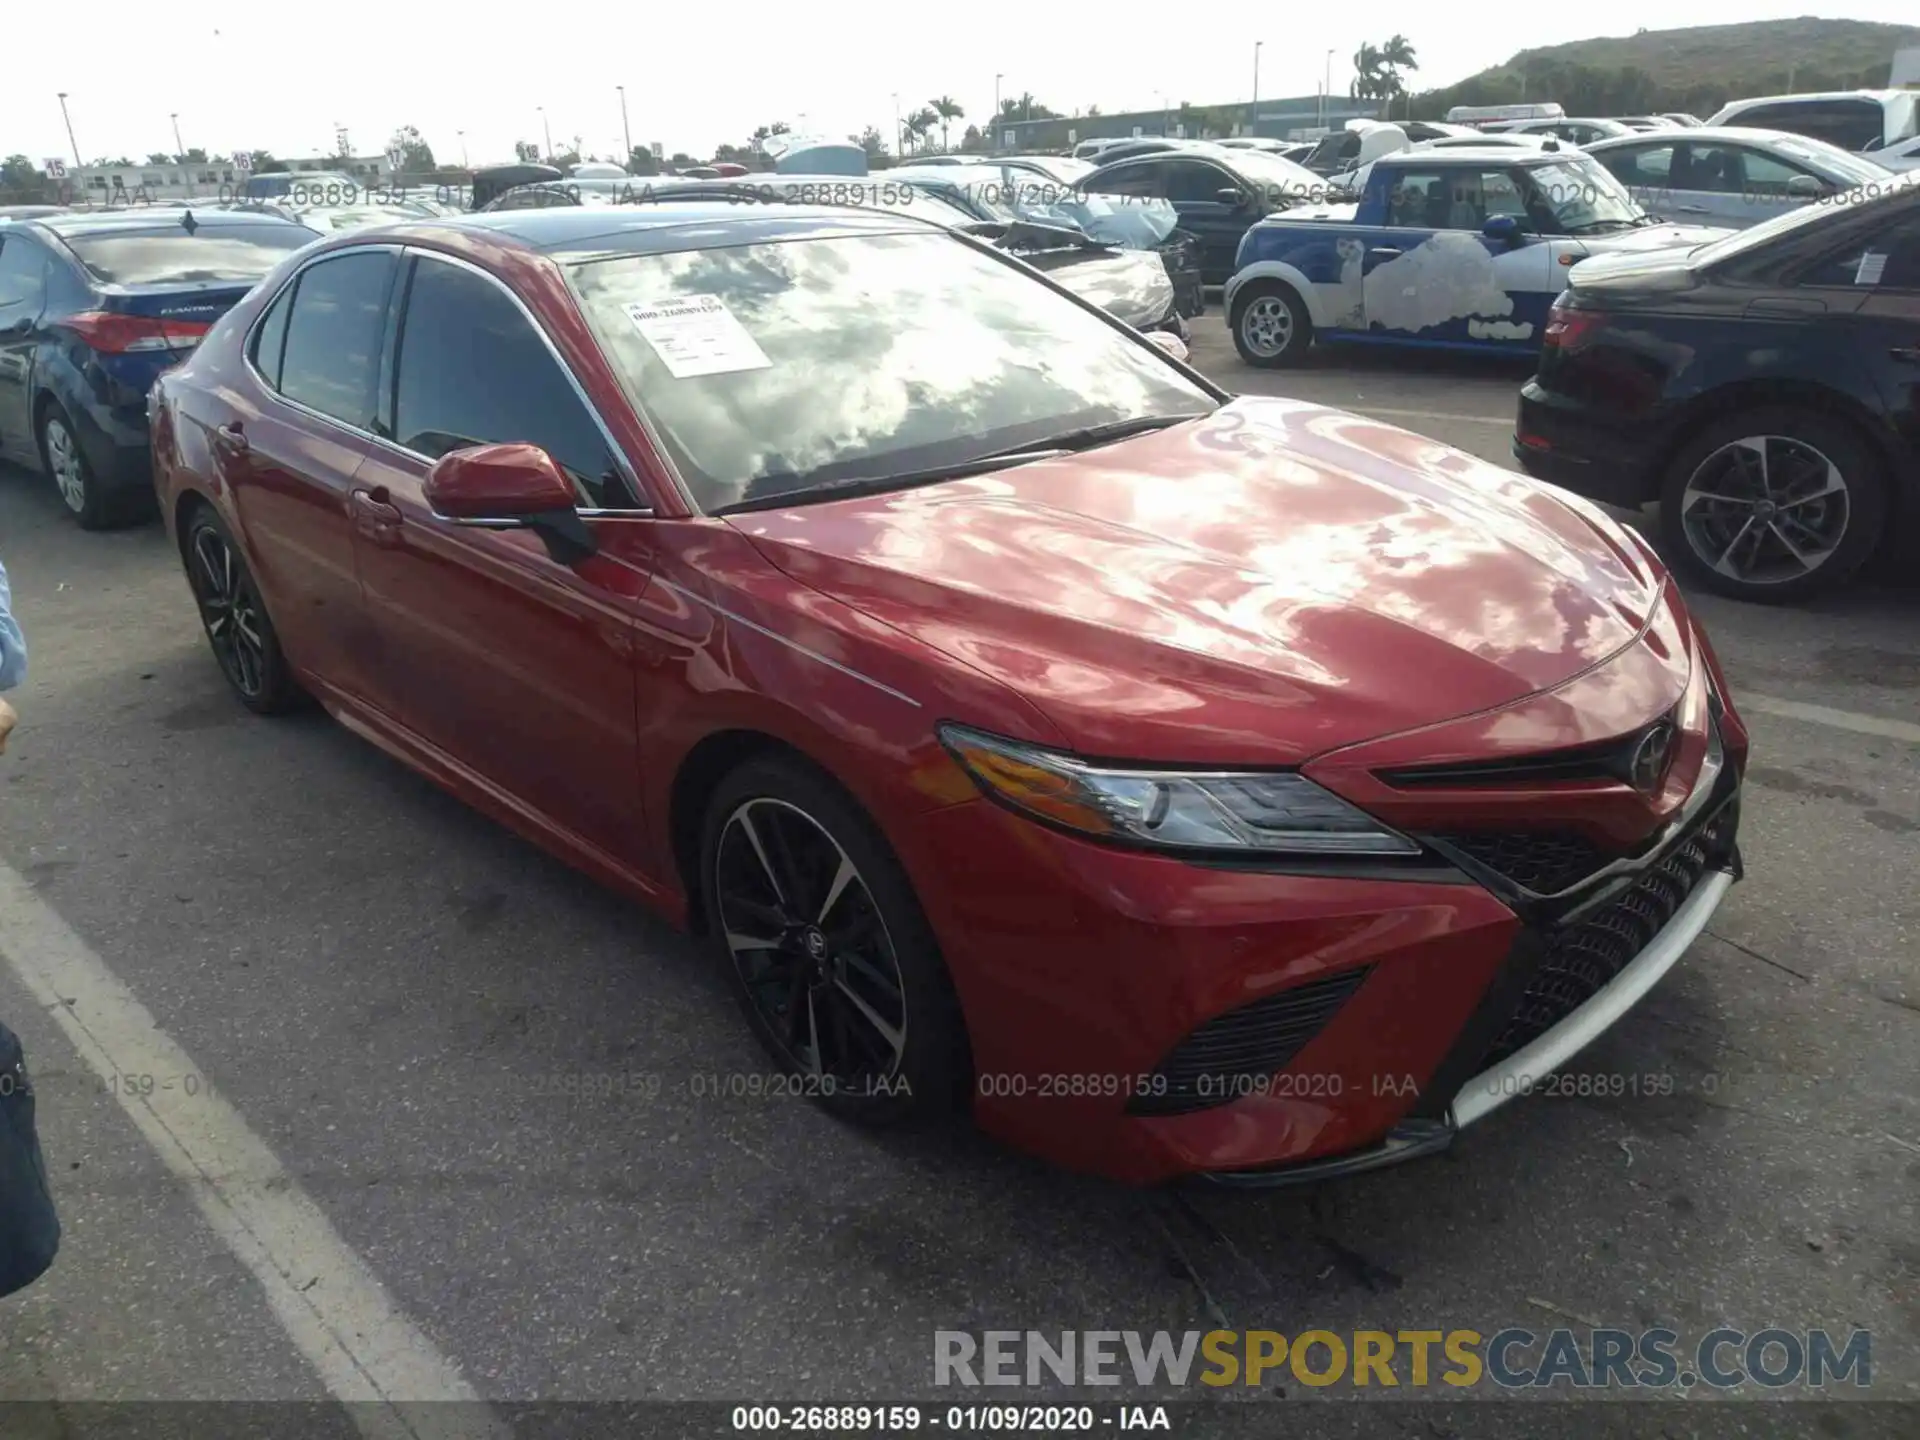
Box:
left=1477, top=802, right=1737, bottom=1069
left=1433, top=830, right=1613, bottom=894
left=1378, top=713, right=1677, bottom=791
left=1129, top=967, right=1370, bottom=1117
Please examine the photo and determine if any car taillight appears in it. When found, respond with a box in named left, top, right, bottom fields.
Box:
left=1543, top=303, right=1605, bottom=351
left=58, top=311, right=211, bottom=355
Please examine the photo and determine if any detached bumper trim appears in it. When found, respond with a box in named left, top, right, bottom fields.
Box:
left=1448, top=866, right=1734, bottom=1129
left=1195, top=1119, right=1455, bottom=1190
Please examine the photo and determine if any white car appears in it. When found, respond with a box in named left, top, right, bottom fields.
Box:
left=1872, top=135, right=1920, bottom=173
left=1332, top=132, right=1564, bottom=196
left=1582, top=126, right=1895, bottom=228
left=1500, top=117, right=1638, bottom=145
left=1707, top=90, right=1918, bottom=154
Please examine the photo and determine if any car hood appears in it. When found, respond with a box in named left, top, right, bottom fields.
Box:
left=726, top=398, right=1665, bottom=764
left=1025, top=247, right=1175, bottom=329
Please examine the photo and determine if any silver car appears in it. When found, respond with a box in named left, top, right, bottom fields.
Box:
left=1582, top=126, right=1894, bottom=229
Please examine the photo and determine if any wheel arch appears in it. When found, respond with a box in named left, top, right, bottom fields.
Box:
left=1225, top=261, right=1327, bottom=327
left=1651, top=379, right=1915, bottom=525
left=669, top=728, right=846, bottom=937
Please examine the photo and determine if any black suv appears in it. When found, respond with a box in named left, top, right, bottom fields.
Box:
left=1515, top=175, right=1920, bottom=603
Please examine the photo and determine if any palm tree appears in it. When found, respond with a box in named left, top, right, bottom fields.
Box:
left=930, top=96, right=965, bottom=152
left=905, top=107, right=938, bottom=152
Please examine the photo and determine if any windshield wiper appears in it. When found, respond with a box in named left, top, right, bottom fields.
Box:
left=1005, top=412, right=1208, bottom=454
left=712, top=448, right=1073, bottom=516
left=711, top=415, right=1208, bottom=518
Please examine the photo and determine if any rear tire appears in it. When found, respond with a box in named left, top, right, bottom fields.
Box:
left=1658, top=407, right=1888, bottom=604
left=181, top=507, right=306, bottom=714
left=37, top=402, right=146, bottom=531
left=1230, top=281, right=1312, bottom=368
left=698, top=756, right=970, bottom=1127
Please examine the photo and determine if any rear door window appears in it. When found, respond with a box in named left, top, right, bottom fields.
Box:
left=1798, top=216, right=1920, bottom=290
left=1083, top=163, right=1164, bottom=199
left=60, top=224, right=315, bottom=284
left=275, top=250, right=396, bottom=428
left=1162, top=161, right=1234, bottom=204
left=1599, top=144, right=1675, bottom=186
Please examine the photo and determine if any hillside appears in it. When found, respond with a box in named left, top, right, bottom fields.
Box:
left=1410, top=18, right=1920, bottom=121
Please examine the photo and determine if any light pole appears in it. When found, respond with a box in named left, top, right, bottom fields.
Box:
left=617, top=86, right=633, bottom=166
left=1253, top=42, right=1262, bottom=108
left=170, top=112, right=184, bottom=158
left=1157, top=91, right=1170, bottom=137
left=56, top=93, right=80, bottom=167
left=994, top=73, right=1003, bottom=136
left=1322, top=49, right=1336, bottom=130
left=539, top=106, right=553, bottom=162
left=457, top=129, right=468, bottom=167
left=892, top=92, right=901, bottom=156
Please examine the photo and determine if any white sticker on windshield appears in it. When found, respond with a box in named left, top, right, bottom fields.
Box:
left=1854, top=252, right=1887, bottom=286
left=623, top=294, right=771, bottom=378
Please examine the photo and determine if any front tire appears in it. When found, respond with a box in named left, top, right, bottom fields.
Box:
left=181, top=508, right=305, bottom=714
left=1230, top=281, right=1312, bottom=368
left=1659, top=407, right=1888, bottom=604
left=698, top=756, right=970, bottom=1126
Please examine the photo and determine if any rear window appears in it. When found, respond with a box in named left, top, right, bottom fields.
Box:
left=1729, top=100, right=1888, bottom=152
left=63, top=224, right=317, bottom=285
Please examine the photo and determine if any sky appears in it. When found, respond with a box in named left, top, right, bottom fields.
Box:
left=5, top=3, right=1916, bottom=167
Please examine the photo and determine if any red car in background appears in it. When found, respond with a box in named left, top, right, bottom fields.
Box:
left=149, top=204, right=1748, bottom=1186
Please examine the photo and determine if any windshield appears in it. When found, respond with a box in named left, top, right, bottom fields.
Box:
left=1219, top=149, right=1325, bottom=200
left=567, top=231, right=1213, bottom=512
left=1692, top=168, right=1920, bottom=267
left=714, top=180, right=978, bottom=226
left=1525, top=158, right=1647, bottom=232
left=63, top=224, right=318, bottom=284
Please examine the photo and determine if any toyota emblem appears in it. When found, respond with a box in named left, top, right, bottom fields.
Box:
left=1630, top=721, right=1675, bottom=793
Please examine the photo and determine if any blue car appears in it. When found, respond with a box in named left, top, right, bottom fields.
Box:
left=1223, top=148, right=1731, bottom=366
left=0, top=209, right=320, bottom=527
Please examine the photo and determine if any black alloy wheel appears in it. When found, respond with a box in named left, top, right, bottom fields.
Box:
left=183, top=510, right=303, bottom=714
left=700, top=757, right=969, bottom=1125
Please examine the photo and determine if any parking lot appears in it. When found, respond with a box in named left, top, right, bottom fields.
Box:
left=1, top=317, right=1917, bottom=1429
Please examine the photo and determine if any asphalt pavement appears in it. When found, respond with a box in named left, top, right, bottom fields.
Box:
left=0, top=315, right=1916, bottom=1433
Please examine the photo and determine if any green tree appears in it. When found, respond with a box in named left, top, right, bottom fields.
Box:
left=996, top=93, right=1059, bottom=123
left=388, top=125, right=435, bottom=172
left=627, top=146, right=660, bottom=176
left=1, top=155, right=50, bottom=202
left=930, top=95, right=964, bottom=151
left=854, top=125, right=889, bottom=158
left=249, top=150, right=287, bottom=174
left=904, top=106, right=938, bottom=152
left=146, top=151, right=173, bottom=165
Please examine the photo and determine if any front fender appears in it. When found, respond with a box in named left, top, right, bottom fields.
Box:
left=1224, top=259, right=1337, bottom=328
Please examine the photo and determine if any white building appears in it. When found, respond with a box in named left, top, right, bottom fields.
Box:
left=68, top=154, right=402, bottom=204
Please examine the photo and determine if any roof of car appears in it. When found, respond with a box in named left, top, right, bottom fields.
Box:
left=27, top=208, right=315, bottom=235
left=411, top=205, right=936, bottom=255
left=1583, top=125, right=1856, bottom=148
left=1374, top=146, right=1580, bottom=167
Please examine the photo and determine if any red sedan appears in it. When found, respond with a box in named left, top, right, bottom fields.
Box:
left=150, top=205, right=1749, bottom=1186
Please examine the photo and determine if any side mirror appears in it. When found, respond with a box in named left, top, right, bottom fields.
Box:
left=1216, top=186, right=1249, bottom=207
left=1482, top=214, right=1523, bottom=244
left=1786, top=173, right=1825, bottom=200
left=1144, top=330, right=1189, bottom=363
left=423, top=443, right=598, bottom=566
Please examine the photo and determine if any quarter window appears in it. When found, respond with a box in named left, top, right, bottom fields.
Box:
left=0, top=236, right=48, bottom=310
left=250, top=285, right=293, bottom=387
left=1798, top=217, right=1920, bottom=290
left=391, top=257, right=623, bottom=506
left=275, top=251, right=395, bottom=428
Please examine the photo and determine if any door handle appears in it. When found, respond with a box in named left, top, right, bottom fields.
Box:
left=1674, top=204, right=1711, bottom=214
left=212, top=420, right=248, bottom=453
left=1367, top=247, right=1402, bottom=259
left=350, top=486, right=403, bottom=543
left=1890, top=347, right=1920, bottom=364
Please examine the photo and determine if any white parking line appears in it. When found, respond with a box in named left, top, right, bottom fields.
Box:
left=1358, top=406, right=1512, bottom=428
left=0, top=862, right=508, bottom=1440
left=1740, top=693, right=1920, bottom=747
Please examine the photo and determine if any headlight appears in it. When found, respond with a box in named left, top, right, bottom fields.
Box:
left=938, top=724, right=1419, bottom=856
